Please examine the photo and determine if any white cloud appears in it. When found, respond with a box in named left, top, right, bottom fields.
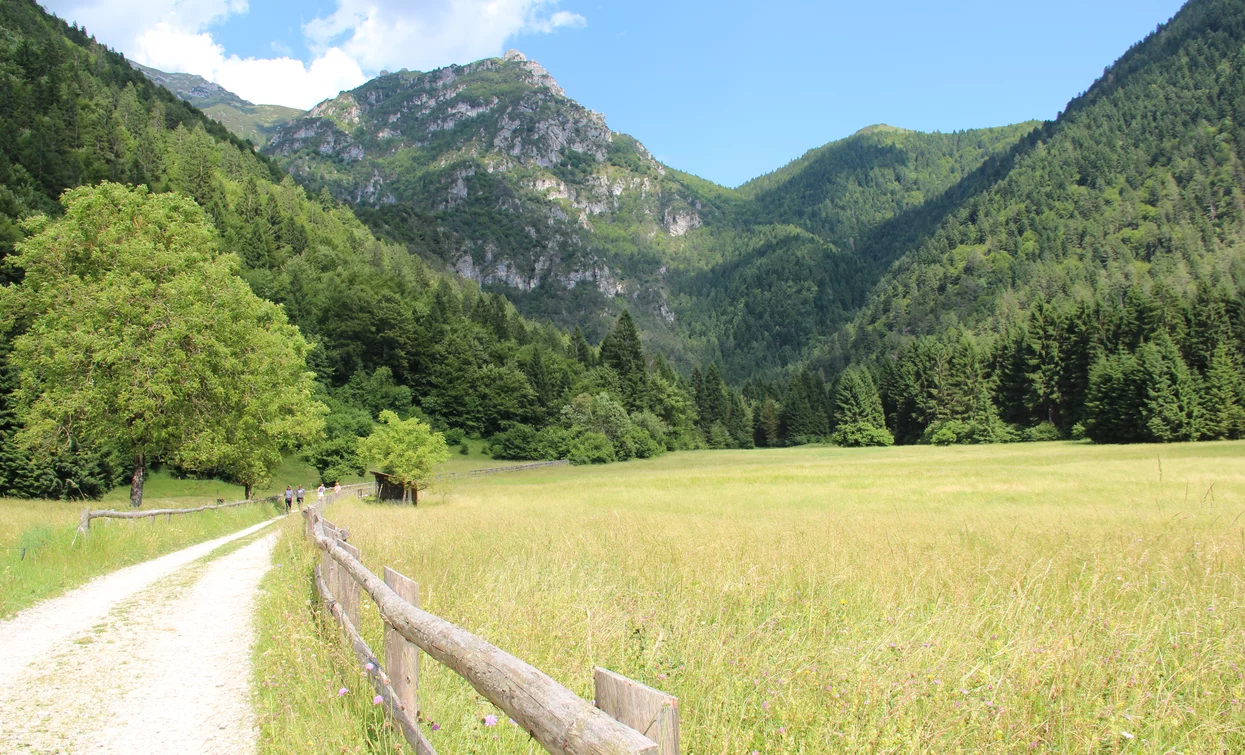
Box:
left=40, top=0, right=585, bottom=110
left=134, top=22, right=366, bottom=109
left=304, top=0, right=587, bottom=73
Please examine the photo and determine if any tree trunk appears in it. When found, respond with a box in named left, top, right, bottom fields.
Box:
left=129, top=453, right=145, bottom=509
left=244, top=482, right=253, bottom=501
left=412, top=485, right=418, bottom=506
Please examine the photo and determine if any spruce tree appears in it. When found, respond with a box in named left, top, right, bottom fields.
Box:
left=1200, top=344, right=1245, bottom=439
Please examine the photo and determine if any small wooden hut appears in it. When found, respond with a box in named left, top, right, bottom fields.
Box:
left=372, top=471, right=417, bottom=504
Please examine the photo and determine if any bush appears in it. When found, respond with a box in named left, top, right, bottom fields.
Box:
left=443, top=428, right=466, bottom=446
left=568, top=432, right=616, bottom=465
left=625, top=425, right=665, bottom=459
left=458, top=442, right=469, bottom=455
left=488, top=423, right=542, bottom=460
left=1023, top=422, right=1062, bottom=442
left=1069, top=422, right=1087, bottom=441
left=534, top=426, right=573, bottom=459
left=922, top=418, right=1019, bottom=446
left=832, top=423, right=894, bottom=447
left=630, top=411, right=669, bottom=449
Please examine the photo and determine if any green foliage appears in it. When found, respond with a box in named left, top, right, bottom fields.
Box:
left=356, top=410, right=448, bottom=493
left=832, top=423, right=894, bottom=448
left=2, top=183, right=325, bottom=505
left=567, top=431, right=615, bottom=465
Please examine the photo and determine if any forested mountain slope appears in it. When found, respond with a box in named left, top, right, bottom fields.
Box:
left=133, top=63, right=303, bottom=147
left=793, top=0, right=1245, bottom=446
left=0, top=0, right=731, bottom=497
left=260, top=55, right=1036, bottom=373
left=668, top=123, right=1039, bottom=378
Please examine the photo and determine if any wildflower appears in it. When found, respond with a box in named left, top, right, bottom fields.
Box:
left=373, top=695, right=383, bottom=705
left=657, top=673, right=667, bottom=680
left=777, top=727, right=786, bottom=735
left=762, top=701, right=770, bottom=711
left=337, top=688, right=348, bottom=697
left=365, top=662, right=375, bottom=671
left=431, top=723, right=441, bottom=732
left=1121, top=731, right=1135, bottom=740
left=509, top=719, right=517, bottom=725
left=484, top=715, right=498, bottom=727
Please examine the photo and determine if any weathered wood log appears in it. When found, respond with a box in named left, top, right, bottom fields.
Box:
left=314, top=566, right=437, bottom=755
left=384, top=567, right=422, bottom=721
left=338, top=541, right=362, bottom=628
left=77, top=497, right=273, bottom=535
left=594, top=668, right=679, bottom=755
left=311, top=519, right=656, bottom=755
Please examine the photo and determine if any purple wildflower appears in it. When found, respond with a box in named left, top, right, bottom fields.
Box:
left=762, top=700, right=770, bottom=711
left=484, top=715, right=498, bottom=727
left=373, top=695, right=383, bottom=705
left=365, top=662, right=375, bottom=671
left=337, top=688, right=348, bottom=697
left=431, top=723, right=441, bottom=732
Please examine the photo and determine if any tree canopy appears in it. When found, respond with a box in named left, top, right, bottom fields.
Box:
left=0, top=182, right=325, bottom=505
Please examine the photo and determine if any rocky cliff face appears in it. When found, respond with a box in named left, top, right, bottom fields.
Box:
left=264, top=51, right=714, bottom=338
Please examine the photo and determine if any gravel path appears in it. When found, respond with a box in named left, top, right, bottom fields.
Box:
left=0, top=517, right=282, bottom=754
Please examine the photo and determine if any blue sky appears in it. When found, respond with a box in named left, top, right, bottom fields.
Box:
left=44, top=0, right=1188, bottom=186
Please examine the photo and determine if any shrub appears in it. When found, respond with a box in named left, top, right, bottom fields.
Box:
left=488, top=423, right=541, bottom=460
left=832, top=423, right=894, bottom=447
left=533, top=426, right=573, bottom=460
left=568, top=432, right=616, bottom=465
left=625, top=425, right=665, bottom=459
left=1023, top=422, right=1062, bottom=442
left=922, top=419, right=1019, bottom=446
left=443, top=428, right=466, bottom=446
left=458, top=442, right=469, bottom=455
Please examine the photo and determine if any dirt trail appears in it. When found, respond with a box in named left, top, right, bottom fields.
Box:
left=0, top=517, right=282, bottom=754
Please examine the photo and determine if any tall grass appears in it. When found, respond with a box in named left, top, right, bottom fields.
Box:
left=256, top=441, right=1245, bottom=753
left=0, top=497, right=283, bottom=618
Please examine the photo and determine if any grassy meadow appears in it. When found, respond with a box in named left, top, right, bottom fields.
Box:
left=254, top=440, right=1245, bottom=753
left=0, top=458, right=334, bottom=618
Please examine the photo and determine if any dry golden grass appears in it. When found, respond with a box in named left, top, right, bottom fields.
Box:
left=256, top=441, right=1245, bottom=753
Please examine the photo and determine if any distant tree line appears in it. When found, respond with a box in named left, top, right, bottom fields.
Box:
left=744, top=284, right=1245, bottom=447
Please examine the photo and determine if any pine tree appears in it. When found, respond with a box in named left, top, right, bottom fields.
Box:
left=598, top=311, right=648, bottom=411
left=756, top=396, right=780, bottom=447
left=1200, top=344, right=1245, bottom=439
left=1141, top=337, right=1203, bottom=443
left=830, top=368, right=892, bottom=447
left=569, top=327, right=594, bottom=367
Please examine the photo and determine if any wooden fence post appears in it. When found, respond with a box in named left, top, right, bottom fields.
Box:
left=338, top=541, right=362, bottom=628
left=594, top=668, right=679, bottom=755
left=383, top=566, right=422, bottom=720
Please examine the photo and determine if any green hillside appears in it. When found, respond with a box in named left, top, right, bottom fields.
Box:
left=802, top=0, right=1245, bottom=444
left=0, top=0, right=737, bottom=499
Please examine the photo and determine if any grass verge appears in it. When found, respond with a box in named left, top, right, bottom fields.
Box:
left=0, top=498, right=283, bottom=618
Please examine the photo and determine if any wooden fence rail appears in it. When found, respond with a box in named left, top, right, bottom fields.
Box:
left=75, top=482, right=375, bottom=536
left=305, top=495, right=679, bottom=755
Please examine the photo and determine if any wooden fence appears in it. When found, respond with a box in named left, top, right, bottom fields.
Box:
left=305, top=494, right=680, bottom=755
left=74, top=482, right=375, bottom=536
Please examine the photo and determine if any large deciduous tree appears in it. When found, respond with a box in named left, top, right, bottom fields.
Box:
left=0, top=183, right=325, bottom=506
left=356, top=410, right=448, bottom=504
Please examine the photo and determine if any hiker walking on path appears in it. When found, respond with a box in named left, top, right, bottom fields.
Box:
left=283, top=486, right=293, bottom=513
left=333, top=481, right=342, bottom=495
left=317, top=483, right=326, bottom=502
left=296, top=486, right=305, bottom=509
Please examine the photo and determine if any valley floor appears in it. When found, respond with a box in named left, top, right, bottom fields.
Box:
left=258, top=440, right=1245, bottom=754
